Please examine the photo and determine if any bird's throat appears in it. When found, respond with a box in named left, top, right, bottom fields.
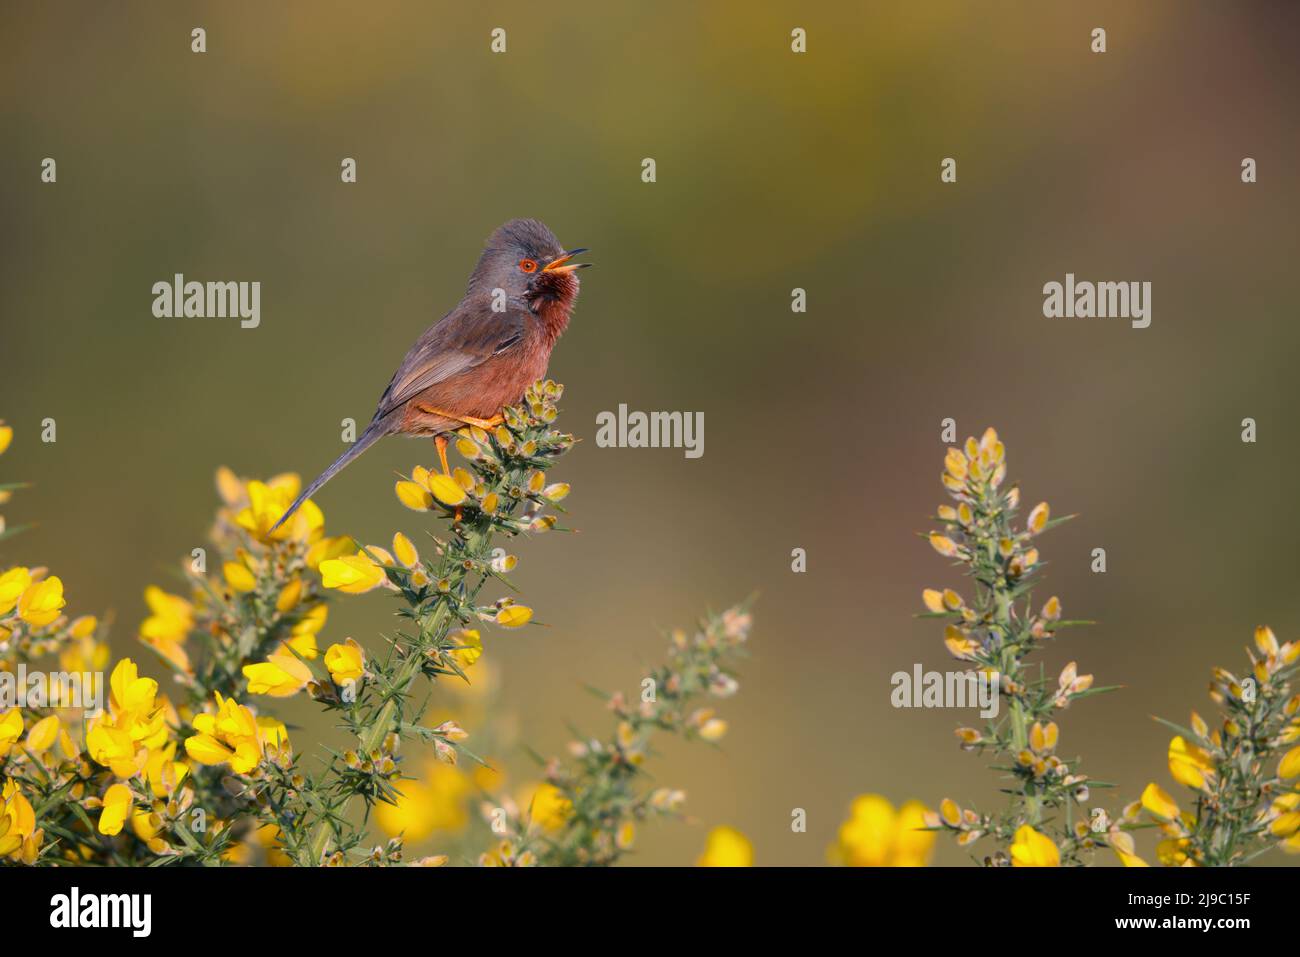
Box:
left=532, top=284, right=578, bottom=345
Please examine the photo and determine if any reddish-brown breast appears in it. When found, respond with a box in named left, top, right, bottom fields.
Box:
left=400, top=288, right=576, bottom=436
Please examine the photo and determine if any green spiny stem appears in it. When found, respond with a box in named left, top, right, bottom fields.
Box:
left=304, top=518, right=494, bottom=864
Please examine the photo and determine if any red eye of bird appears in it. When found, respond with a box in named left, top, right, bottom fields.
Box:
left=519, top=258, right=538, bottom=273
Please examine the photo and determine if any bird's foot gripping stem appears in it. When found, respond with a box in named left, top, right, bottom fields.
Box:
left=416, top=403, right=505, bottom=432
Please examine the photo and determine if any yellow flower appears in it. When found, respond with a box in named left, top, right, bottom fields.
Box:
left=374, top=763, right=472, bottom=841
left=86, top=720, right=146, bottom=778
left=1027, top=502, right=1050, bottom=535
left=57, top=634, right=109, bottom=686
left=495, top=605, right=533, bottom=629
left=131, top=808, right=168, bottom=854
left=215, top=465, right=243, bottom=506
left=697, top=716, right=728, bottom=742
left=236, top=477, right=323, bottom=543
left=243, top=651, right=312, bottom=697
left=221, top=822, right=292, bottom=866
left=223, top=561, right=257, bottom=593
left=938, top=797, right=962, bottom=829
left=0, top=710, right=22, bottom=758
left=392, top=532, right=419, bottom=567
left=138, top=586, right=194, bottom=674
left=97, top=783, right=133, bottom=836
left=24, top=715, right=59, bottom=753
left=697, top=825, right=754, bottom=867
left=0, top=779, right=38, bottom=861
left=1279, top=746, right=1300, bottom=780
left=1268, top=794, right=1300, bottom=838
left=319, top=553, right=385, bottom=594
left=1009, top=825, right=1060, bottom=867
left=324, top=638, right=365, bottom=685
left=929, top=534, right=960, bottom=558
left=1255, top=625, right=1280, bottom=657
left=87, top=660, right=169, bottom=779
left=829, top=795, right=935, bottom=867
left=1168, top=735, right=1214, bottom=790
left=943, top=447, right=968, bottom=480
left=943, top=625, right=979, bottom=660
left=276, top=578, right=303, bottom=613
left=1140, top=782, right=1180, bottom=821
left=257, top=715, right=291, bottom=753
left=1156, top=837, right=1193, bottom=866
left=0, top=567, right=32, bottom=615
left=527, top=783, right=572, bottom=832
left=18, top=576, right=65, bottom=626
left=0, top=423, right=12, bottom=456
left=1029, top=721, right=1059, bottom=754
left=395, top=480, right=434, bottom=511
left=427, top=473, right=467, bottom=507
left=1109, top=831, right=1149, bottom=867
left=110, top=658, right=160, bottom=715
left=144, top=742, right=189, bottom=799
left=450, top=628, right=483, bottom=667
left=290, top=603, right=327, bottom=644
left=183, top=692, right=273, bottom=774
left=616, top=820, right=636, bottom=849
left=306, top=535, right=351, bottom=570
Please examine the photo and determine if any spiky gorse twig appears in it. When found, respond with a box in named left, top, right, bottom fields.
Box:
left=1114, top=627, right=1300, bottom=867
left=921, top=427, right=1114, bottom=866
left=263, top=379, right=577, bottom=866
left=481, top=604, right=751, bottom=867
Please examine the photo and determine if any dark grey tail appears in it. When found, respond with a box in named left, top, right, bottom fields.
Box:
left=269, top=421, right=388, bottom=533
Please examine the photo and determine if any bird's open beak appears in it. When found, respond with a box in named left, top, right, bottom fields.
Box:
left=543, top=248, right=590, bottom=273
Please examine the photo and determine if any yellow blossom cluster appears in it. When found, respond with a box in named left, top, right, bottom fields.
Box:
left=697, top=825, right=754, bottom=867
left=137, top=469, right=338, bottom=686
left=184, top=692, right=290, bottom=774
left=829, top=794, right=934, bottom=866
left=1114, top=625, right=1300, bottom=867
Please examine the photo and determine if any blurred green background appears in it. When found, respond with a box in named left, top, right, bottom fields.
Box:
left=3, top=1, right=1299, bottom=865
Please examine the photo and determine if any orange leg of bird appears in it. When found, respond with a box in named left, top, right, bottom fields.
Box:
left=461, top=412, right=505, bottom=430
left=434, top=434, right=451, bottom=476
left=417, top=403, right=505, bottom=431
left=433, top=434, right=464, bottom=522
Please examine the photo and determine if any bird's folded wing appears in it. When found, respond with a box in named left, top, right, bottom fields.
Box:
left=376, top=306, right=527, bottom=418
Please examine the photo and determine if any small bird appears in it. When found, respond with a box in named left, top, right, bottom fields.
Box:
left=271, top=218, right=587, bottom=531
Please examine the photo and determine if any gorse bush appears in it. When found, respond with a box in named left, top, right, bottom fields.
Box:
left=0, top=387, right=752, bottom=866
left=501, top=603, right=751, bottom=867
left=1125, top=626, right=1300, bottom=867
left=919, top=427, right=1300, bottom=867
left=7, top=408, right=1294, bottom=868
left=920, top=426, right=1111, bottom=866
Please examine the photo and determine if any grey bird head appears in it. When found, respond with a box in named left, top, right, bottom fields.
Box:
left=469, top=218, right=589, bottom=308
